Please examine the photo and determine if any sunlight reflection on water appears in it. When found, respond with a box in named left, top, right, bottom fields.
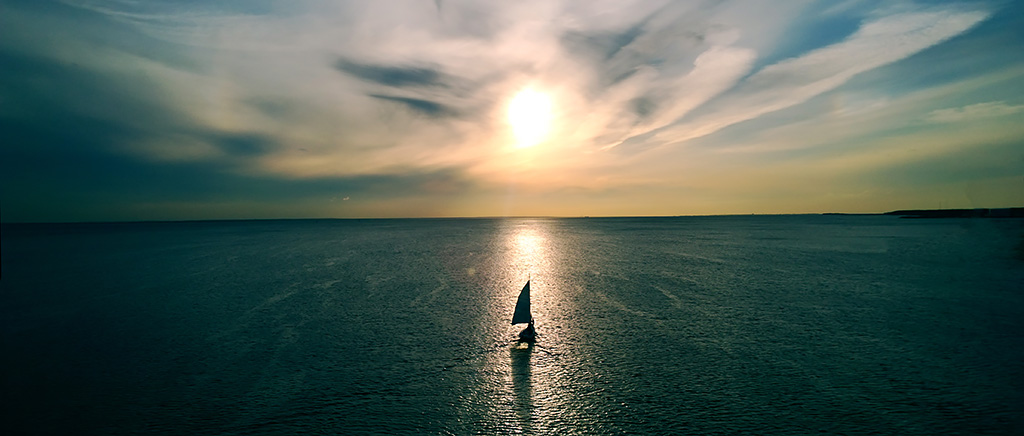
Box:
left=490, top=219, right=583, bottom=434
left=502, top=218, right=553, bottom=281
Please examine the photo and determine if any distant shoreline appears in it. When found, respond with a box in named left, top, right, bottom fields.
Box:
left=882, top=208, right=1024, bottom=219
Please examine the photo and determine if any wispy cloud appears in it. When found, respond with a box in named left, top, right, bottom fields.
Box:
left=335, top=59, right=450, bottom=88
left=643, top=7, right=990, bottom=149
left=368, top=94, right=461, bottom=118
left=925, top=101, right=1024, bottom=123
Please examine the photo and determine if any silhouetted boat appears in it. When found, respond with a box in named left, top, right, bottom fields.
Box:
left=511, top=281, right=536, bottom=342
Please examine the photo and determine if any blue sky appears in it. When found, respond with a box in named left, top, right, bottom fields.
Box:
left=1, top=0, right=1022, bottom=222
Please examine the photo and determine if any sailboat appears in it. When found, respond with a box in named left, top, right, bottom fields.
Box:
left=511, top=280, right=537, bottom=342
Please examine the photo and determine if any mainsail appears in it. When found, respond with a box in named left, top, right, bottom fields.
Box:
left=510, top=281, right=532, bottom=325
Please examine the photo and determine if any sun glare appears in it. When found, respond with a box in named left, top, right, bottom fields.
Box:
left=507, top=88, right=553, bottom=148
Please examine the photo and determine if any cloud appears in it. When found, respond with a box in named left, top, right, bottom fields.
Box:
left=639, top=7, right=989, bottom=149
left=560, top=23, right=647, bottom=65
left=368, top=94, right=461, bottom=118
left=925, top=101, right=1024, bottom=123
left=555, top=2, right=768, bottom=151
left=335, top=59, right=448, bottom=88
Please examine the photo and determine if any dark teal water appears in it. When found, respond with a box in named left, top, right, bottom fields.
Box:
left=2, top=216, right=1023, bottom=434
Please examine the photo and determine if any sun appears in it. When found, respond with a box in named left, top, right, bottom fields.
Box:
left=507, top=88, right=553, bottom=148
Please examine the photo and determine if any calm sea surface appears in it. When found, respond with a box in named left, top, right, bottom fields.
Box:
left=2, top=216, right=1023, bottom=435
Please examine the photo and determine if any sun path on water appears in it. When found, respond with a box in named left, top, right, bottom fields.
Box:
left=507, top=87, right=553, bottom=148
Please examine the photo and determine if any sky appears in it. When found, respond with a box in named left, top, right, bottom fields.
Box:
left=1, top=0, right=1023, bottom=222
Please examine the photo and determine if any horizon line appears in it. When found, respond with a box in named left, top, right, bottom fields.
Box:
left=3, top=207, right=1022, bottom=226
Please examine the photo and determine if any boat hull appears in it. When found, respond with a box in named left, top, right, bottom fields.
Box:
left=517, top=325, right=537, bottom=343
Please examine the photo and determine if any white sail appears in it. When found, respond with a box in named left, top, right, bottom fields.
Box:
left=510, top=281, right=532, bottom=325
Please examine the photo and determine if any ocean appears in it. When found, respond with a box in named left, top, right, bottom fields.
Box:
left=2, top=216, right=1023, bottom=435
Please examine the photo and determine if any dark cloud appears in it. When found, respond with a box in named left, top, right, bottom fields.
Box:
left=332, top=167, right=475, bottom=197
left=0, top=115, right=220, bottom=222
left=559, top=4, right=709, bottom=91
left=0, top=51, right=166, bottom=129
left=631, top=96, right=657, bottom=119
left=0, top=47, right=279, bottom=159
left=247, top=97, right=292, bottom=119
left=1, top=103, right=475, bottom=222
left=368, top=94, right=460, bottom=118
left=335, top=59, right=447, bottom=88
left=205, top=132, right=278, bottom=157
left=561, top=24, right=650, bottom=92
left=0, top=43, right=471, bottom=222
left=561, top=23, right=646, bottom=63
left=0, top=43, right=274, bottom=222
left=0, top=5, right=483, bottom=222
